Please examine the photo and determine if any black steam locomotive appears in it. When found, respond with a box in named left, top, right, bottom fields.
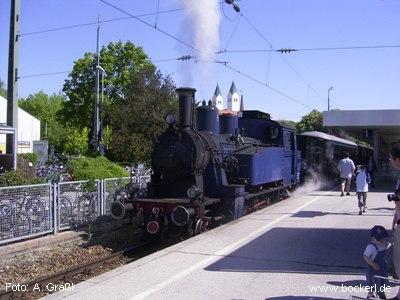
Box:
left=111, top=87, right=301, bottom=237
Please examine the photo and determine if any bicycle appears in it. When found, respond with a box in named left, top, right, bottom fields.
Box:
left=0, top=191, right=48, bottom=239
left=59, top=183, right=98, bottom=227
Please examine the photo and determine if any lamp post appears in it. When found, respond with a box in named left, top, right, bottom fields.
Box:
left=96, top=65, right=105, bottom=155
left=328, top=86, right=334, bottom=111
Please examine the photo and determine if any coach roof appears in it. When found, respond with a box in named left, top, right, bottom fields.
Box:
left=301, top=131, right=358, bottom=148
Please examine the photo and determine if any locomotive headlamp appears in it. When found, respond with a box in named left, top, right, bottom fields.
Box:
left=165, top=114, right=177, bottom=126
left=187, top=185, right=202, bottom=199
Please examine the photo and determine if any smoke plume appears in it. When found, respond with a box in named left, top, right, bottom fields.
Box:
left=179, top=0, right=220, bottom=92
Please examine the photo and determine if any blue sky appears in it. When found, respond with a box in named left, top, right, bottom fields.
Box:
left=0, top=0, right=399, bottom=121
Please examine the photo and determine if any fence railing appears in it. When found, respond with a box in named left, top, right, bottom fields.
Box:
left=0, top=174, right=151, bottom=246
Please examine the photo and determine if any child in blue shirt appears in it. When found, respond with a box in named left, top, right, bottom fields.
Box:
left=363, top=225, right=390, bottom=299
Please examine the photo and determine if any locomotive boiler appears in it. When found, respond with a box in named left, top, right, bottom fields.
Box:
left=111, top=87, right=301, bottom=237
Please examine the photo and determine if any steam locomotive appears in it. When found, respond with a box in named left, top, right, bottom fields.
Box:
left=110, top=87, right=301, bottom=237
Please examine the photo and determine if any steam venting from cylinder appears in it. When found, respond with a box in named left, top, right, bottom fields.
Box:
left=176, top=87, right=196, bottom=128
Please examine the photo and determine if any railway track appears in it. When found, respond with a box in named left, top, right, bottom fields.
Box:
left=0, top=239, right=149, bottom=300
left=0, top=232, right=184, bottom=300
left=0, top=187, right=299, bottom=300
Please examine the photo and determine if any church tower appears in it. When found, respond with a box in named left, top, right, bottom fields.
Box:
left=212, top=84, right=224, bottom=110
left=227, top=81, right=240, bottom=112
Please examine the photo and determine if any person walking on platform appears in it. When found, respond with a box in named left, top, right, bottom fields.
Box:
left=356, top=165, right=371, bottom=215
left=363, top=225, right=390, bottom=299
left=338, top=152, right=355, bottom=196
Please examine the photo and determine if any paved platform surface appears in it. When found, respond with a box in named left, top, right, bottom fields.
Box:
left=46, top=185, right=399, bottom=300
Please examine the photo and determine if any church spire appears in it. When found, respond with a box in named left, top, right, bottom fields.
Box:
left=212, top=84, right=224, bottom=110
left=229, top=81, right=238, bottom=94
left=213, top=84, right=222, bottom=97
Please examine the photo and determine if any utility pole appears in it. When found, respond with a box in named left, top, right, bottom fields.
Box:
left=328, top=86, right=334, bottom=111
left=6, top=0, right=20, bottom=161
left=91, top=17, right=101, bottom=152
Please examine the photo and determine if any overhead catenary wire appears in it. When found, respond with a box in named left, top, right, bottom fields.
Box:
left=217, top=62, right=315, bottom=110
left=239, top=13, right=325, bottom=103
left=221, top=1, right=240, bottom=22
left=18, top=56, right=195, bottom=79
left=99, top=0, right=196, bottom=51
left=223, top=14, right=242, bottom=51
left=217, top=44, right=400, bottom=53
left=99, top=0, right=316, bottom=111
left=18, top=71, right=70, bottom=79
left=150, top=56, right=313, bottom=109
left=20, top=7, right=184, bottom=36
left=22, top=1, right=316, bottom=111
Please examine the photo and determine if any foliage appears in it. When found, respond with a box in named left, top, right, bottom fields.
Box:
left=18, top=153, right=38, bottom=165
left=0, top=170, right=46, bottom=187
left=107, top=65, right=178, bottom=163
left=277, top=120, right=297, bottom=129
left=18, top=91, right=88, bottom=153
left=0, top=78, right=6, bottom=98
left=0, top=170, right=24, bottom=186
left=62, top=127, right=89, bottom=155
left=344, top=135, right=373, bottom=149
left=19, top=91, right=63, bottom=140
left=67, top=156, right=129, bottom=181
left=61, top=41, right=178, bottom=162
left=296, top=110, right=325, bottom=133
left=61, top=41, right=152, bottom=130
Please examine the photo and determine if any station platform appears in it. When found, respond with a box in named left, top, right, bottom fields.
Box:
left=46, top=185, right=399, bottom=300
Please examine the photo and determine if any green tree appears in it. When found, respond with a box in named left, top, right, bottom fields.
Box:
left=107, top=65, right=178, bottom=163
left=0, top=78, right=6, bottom=98
left=296, top=110, right=325, bottom=133
left=19, top=91, right=63, bottom=139
left=18, top=91, right=88, bottom=153
left=61, top=41, right=152, bottom=130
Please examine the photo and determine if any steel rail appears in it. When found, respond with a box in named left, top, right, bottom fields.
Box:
left=0, top=240, right=148, bottom=298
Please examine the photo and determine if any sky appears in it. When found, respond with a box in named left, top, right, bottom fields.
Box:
left=0, top=0, right=399, bottom=121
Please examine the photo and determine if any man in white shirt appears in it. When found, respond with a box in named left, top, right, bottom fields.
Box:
left=338, top=152, right=355, bottom=196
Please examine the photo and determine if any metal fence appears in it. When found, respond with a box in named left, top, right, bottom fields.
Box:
left=0, top=174, right=151, bottom=245
left=0, top=184, right=52, bottom=244
left=57, top=180, right=101, bottom=231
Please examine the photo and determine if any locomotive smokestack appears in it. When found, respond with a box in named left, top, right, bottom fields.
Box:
left=176, top=87, right=196, bottom=128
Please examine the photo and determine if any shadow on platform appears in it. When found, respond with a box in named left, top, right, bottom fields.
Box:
left=205, top=227, right=371, bottom=275
left=291, top=210, right=392, bottom=218
left=267, top=297, right=343, bottom=300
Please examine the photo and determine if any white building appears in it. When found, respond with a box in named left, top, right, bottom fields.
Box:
left=0, top=95, right=41, bottom=154
left=212, top=84, right=224, bottom=111
left=227, top=81, right=241, bottom=112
